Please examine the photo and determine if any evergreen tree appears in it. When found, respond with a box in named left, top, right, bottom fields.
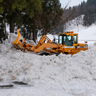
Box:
left=0, top=0, right=42, bottom=42
left=83, top=0, right=96, bottom=26
left=0, top=0, right=42, bottom=33
left=0, top=0, right=62, bottom=42
left=21, top=0, right=63, bottom=42
left=39, top=0, right=63, bottom=35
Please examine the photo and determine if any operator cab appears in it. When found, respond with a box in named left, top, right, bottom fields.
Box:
left=58, top=32, right=77, bottom=46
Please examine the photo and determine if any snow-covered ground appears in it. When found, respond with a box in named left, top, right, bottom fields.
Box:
left=0, top=21, right=96, bottom=96
left=64, top=15, right=96, bottom=48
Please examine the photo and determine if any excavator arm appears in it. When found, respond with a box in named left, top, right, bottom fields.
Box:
left=35, top=35, right=52, bottom=48
left=12, top=29, right=58, bottom=54
left=34, top=35, right=58, bottom=53
left=12, top=29, right=25, bottom=44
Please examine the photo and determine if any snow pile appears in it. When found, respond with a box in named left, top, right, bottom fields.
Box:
left=0, top=33, right=17, bottom=53
left=0, top=22, right=96, bottom=95
left=0, top=39, right=96, bottom=95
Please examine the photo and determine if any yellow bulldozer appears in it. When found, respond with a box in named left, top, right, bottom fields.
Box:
left=12, top=29, right=88, bottom=56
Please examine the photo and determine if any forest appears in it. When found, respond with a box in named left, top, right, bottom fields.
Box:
left=0, top=0, right=63, bottom=42
left=0, top=0, right=96, bottom=43
left=64, top=0, right=96, bottom=26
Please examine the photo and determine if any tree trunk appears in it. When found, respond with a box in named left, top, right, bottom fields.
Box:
left=4, top=22, right=7, bottom=39
left=10, top=19, right=14, bottom=33
left=3, top=13, right=7, bottom=40
left=0, top=38, right=3, bottom=43
left=33, top=29, right=37, bottom=43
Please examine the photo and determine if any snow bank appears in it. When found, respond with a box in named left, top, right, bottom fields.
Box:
left=0, top=33, right=16, bottom=53
left=0, top=20, right=96, bottom=96
left=0, top=37, right=96, bottom=96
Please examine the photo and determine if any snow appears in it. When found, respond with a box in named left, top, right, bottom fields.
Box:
left=64, top=15, right=86, bottom=32
left=0, top=21, right=96, bottom=96
left=64, top=15, right=96, bottom=48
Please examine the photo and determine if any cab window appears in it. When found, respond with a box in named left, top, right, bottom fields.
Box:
left=74, top=35, right=77, bottom=44
left=59, top=35, right=73, bottom=46
left=64, top=35, right=73, bottom=46
left=59, top=35, right=62, bottom=44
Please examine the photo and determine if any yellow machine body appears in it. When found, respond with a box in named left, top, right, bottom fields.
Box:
left=57, top=31, right=88, bottom=55
left=12, top=29, right=88, bottom=55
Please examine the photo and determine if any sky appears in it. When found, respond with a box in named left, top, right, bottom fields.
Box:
left=60, top=0, right=87, bottom=8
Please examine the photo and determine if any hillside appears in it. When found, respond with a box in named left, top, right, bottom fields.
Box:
left=64, top=15, right=96, bottom=47
left=64, top=0, right=96, bottom=26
